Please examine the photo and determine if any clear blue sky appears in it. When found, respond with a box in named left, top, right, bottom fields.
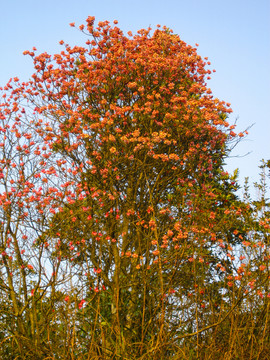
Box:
left=1, top=0, right=269, bottom=195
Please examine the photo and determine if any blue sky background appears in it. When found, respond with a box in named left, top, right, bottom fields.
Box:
left=1, top=0, right=269, bottom=197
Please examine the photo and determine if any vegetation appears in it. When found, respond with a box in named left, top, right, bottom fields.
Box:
left=0, top=17, right=269, bottom=359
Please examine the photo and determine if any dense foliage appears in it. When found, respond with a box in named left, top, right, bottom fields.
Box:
left=0, top=17, right=269, bottom=359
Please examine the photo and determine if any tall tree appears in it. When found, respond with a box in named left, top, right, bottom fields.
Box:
left=2, top=17, right=268, bottom=360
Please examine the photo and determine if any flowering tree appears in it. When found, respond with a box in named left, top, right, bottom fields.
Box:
left=0, top=17, right=269, bottom=360
left=0, top=81, right=67, bottom=357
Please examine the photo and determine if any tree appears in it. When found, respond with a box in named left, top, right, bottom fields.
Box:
left=0, top=17, right=268, bottom=359
left=0, top=80, right=69, bottom=358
